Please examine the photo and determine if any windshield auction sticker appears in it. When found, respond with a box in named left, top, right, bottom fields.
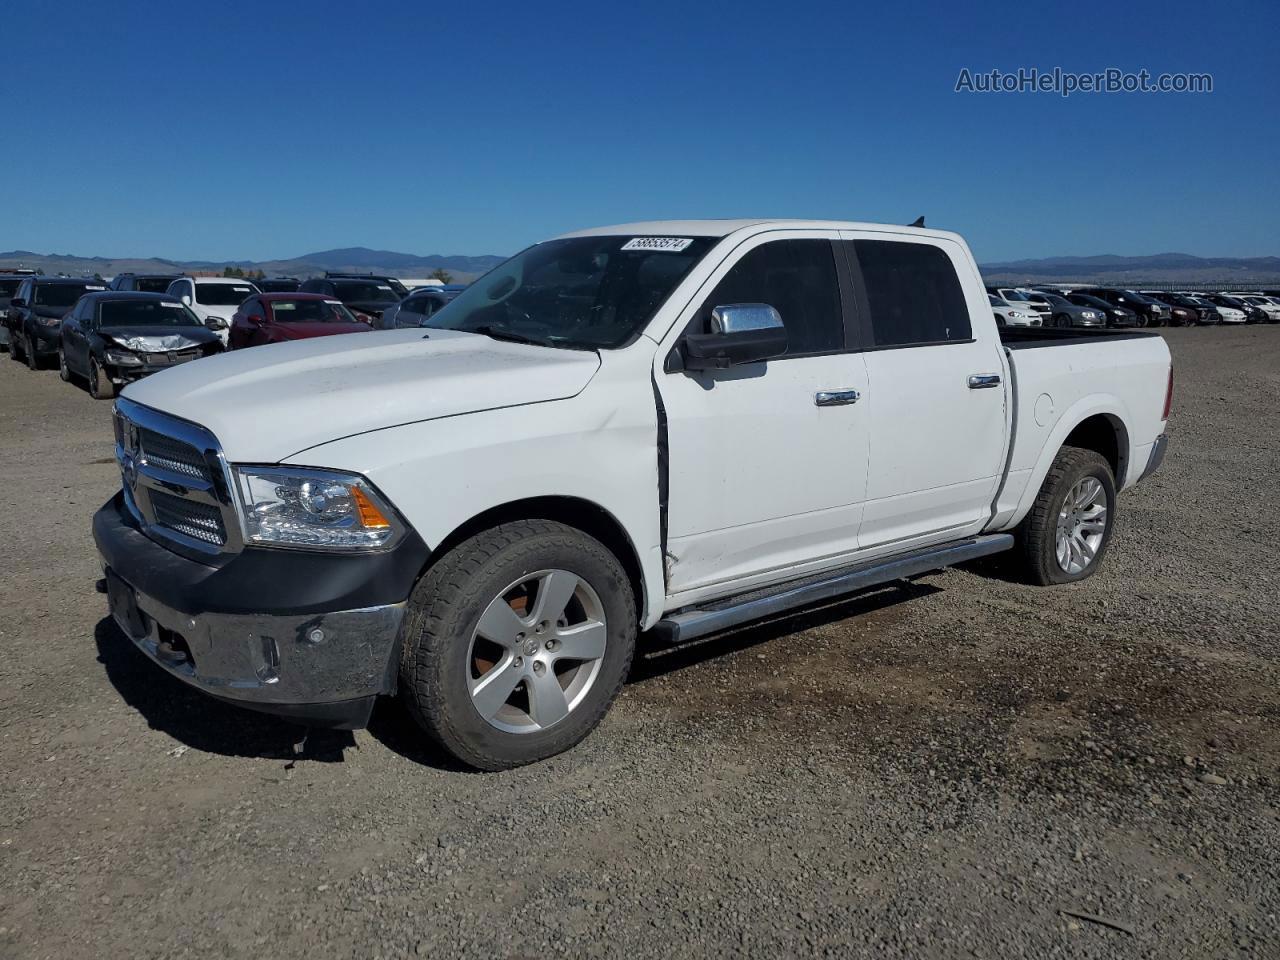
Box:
left=622, top=237, right=694, bottom=252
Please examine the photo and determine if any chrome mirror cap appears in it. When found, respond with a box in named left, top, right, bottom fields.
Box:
left=710, top=303, right=783, bottom=335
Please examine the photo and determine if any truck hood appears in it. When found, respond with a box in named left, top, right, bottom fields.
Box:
left=121, top=328, right=601, bottom=462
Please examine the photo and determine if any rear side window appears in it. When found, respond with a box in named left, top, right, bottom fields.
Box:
left=849, top=240, right=971, bottom=348
left=698, top=239, right=843, bottom=356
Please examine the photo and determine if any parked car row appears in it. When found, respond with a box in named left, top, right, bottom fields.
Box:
left=1, top=268, right=472, bottom=399
left=984, top=283, right=1280, bottom=328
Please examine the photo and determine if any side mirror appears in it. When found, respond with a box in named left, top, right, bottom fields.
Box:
left=681, top=304, right=788, bottom=371
left=205, top=317, right=227, bottom=331
left=10, top=297, right=26, bottom=308
left=181, top=294, right=192, bottom=306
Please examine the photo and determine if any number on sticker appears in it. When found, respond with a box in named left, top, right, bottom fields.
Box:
left=621, top=237, right=694, bottom=252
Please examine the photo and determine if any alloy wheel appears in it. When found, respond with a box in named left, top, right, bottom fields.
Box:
left=466, top=569, right=608, bottom=734
left=1056, top=477, right=1108, bottom=574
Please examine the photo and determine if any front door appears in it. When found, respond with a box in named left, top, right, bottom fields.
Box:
left=657, top=232, right=871, bottom=601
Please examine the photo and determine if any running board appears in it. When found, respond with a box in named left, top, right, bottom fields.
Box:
left=653, top=534, right=1014, bottom=645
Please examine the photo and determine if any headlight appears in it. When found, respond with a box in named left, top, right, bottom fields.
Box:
left=104, top=349, right=142, bottom=366
left=233, top=466, right=404, bottom=551
left=1009, top=310, right=1026, bottom=318
left=1083, top=310, right=1099, bottom=319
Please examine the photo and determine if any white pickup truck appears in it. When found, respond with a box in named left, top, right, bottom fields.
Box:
left=94, top=220, right=1172, bottom=769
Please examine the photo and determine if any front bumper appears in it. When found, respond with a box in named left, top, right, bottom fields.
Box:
left=94, top=493, right=426, bottom=727
left=30, top=323, right=61, bottom=355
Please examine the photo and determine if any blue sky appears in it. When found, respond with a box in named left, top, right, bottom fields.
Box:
left=4, top=0, right=1277, bottom=263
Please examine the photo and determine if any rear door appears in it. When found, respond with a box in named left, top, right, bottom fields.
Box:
left=839, top=232, right=1008, bottom=552
left=657, top=231, right=871, bottom=600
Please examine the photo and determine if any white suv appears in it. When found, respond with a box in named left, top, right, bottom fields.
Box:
left=165, top=277, right=261, bottom=345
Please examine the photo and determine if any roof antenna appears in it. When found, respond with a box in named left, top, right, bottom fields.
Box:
left=909, top=216, right=925, bottom=227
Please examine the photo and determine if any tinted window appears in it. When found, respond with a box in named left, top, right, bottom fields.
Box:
left=851, top=240, right=971, bottom=347
left=697, top=239, right=843, bottom=356
left=0, top=278, right=21, bottom=296
left=331, top=280, right=401, bottom=305
left=195, top=283, right=255, bottom=306
left=35, top=282, right=104, bottom=307
left=99, top=300, right=201, bottom=327
left=134, top=277, right=178, bottom=293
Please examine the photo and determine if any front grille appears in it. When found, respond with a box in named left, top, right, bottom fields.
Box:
left=150, top=489, right=227, bottom=546
left=140, top=348, right=201, bottom=368
left=138, top=427, right=209, bottom=481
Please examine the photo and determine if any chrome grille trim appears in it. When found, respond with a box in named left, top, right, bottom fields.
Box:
left=113, top=397, right=244, bottom=559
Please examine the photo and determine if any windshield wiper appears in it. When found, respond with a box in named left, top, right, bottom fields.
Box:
left=469, top=325, right=555, bottom=348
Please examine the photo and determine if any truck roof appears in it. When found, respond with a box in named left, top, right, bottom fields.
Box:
left=556, top=219, right=965, bottom=244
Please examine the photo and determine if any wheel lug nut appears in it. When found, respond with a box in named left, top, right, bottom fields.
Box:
left=533, top=661, right=546, bottom=676
left=512, top=656, right=523, bottom=668
left=545, top=639, right=557, bottom=651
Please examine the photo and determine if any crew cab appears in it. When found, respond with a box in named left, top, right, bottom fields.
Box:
left=59, top=292, right=223, bottom=399
left=94, top=220, right=1172, bottom=770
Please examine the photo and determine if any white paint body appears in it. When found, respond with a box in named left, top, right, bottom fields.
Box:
left=124, top=220, right=1172, bottom=629
left=163, top=277, right=262, bottom=345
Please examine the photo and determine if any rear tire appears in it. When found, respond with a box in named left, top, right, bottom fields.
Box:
left=400, top=519, right=637, bottom=770
left=89, top=357, right=115, bottom=399
left=1015, top=446, right=1116, bottom=586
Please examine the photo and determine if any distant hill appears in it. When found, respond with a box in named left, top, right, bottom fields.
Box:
left=0, top=246, right=508, bottom=283
left=981, top=253, right=1280, bottom=284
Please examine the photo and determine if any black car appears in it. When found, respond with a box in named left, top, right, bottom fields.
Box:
left=108, top=273, right=183, bottom=293
left=6, top=276, right=108, bottom=369
left=1065, top=293, right=1139, bottom=328
left=299, top=275, right=406, bottom=321
left=256, top=276, right=301, bottom=293
left=58, top=292, right=222, bottom=399
left=1075, top=287, right=1170, bottom=327
left=1139, top=292, right=1208, bottom=326
left=376, top=286, right=452, bottom=329
left=1038, top=292, right=1106, bottom=328
left=0, top=273, right=32, bottom=350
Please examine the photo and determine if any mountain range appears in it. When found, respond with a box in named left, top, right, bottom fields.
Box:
left=0, top=247, right=508, bottom=283
left=3, top=247, right=1278, bottom=286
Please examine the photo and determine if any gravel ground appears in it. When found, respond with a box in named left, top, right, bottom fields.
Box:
left=1, top=327, right=1277, bottom=959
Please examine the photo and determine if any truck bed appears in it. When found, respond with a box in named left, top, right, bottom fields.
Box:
left=1000, top=326, right=1163, bottom=349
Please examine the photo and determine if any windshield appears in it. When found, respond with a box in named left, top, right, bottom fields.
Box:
left=1043, top=294, right=1067, bottom=305
left=1119, top=290, right=1153, bottom=304
left=195, top=282, right=255, bottom=306
left=332, top=280, right=400, bottom=305
left=100, top=299, right=201, bottom=327
left=270, top=299, right=359, bottom=323
left=426, top=236, right=718, bottom=349
left=36, top=283, right=103, bottom=307
left=999, top=289, right=1029, bottom=302
left=1072, top=294, right=1112, bottom=310
left=135, top=277, right=179, bottom=293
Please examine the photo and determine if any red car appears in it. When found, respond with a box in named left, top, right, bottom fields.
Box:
left=228, top=293, right=373, bottom=350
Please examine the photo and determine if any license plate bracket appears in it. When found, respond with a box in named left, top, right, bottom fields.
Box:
left=105, top=569, right=149, bottom=641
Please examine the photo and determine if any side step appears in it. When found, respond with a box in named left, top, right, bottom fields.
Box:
left=653, top=533, right=1013, bottom=644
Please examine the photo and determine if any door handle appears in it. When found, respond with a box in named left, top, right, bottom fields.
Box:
left=967, top=374, right=1002, bottom=389
left=815, top=389, right=860, bottom=407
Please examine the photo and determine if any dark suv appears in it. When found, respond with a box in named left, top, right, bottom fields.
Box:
left=0, top=273, right=32, bottom=350
left=6, top=276, right=107, bottom=368
left=299, top=273, right=408, bottom=321
left=1140, top=292, right=1213, bottom=326
left=108, top=273, right=182, bottom=293
left=1075, top=288, right=1170, bottom=327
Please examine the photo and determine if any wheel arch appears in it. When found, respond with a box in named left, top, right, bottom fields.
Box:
left=420, top=496, right=648, bottom=623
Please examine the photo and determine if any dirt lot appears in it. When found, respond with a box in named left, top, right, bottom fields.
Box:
left=1, top=327, right=1278, bottom=959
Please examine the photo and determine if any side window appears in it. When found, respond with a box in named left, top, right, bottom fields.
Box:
left=849, top=240, right=971, bottom=348
left=697, top=238, right=843, bottom=356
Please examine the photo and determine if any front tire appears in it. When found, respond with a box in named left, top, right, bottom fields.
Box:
left=400, top=519, right=637, bottom=770
left=58, top=346, right=72, bottom=382
left=88, top=357, right=116, bottom=399
left=1015, top=446, right=1116, bottom=586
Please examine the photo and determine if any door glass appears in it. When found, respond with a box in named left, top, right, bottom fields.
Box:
left=848, top=240, right=972, bottom=347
